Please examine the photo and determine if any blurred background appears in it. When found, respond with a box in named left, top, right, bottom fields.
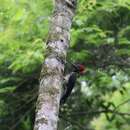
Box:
left=0, top=0, right=130, bottom=130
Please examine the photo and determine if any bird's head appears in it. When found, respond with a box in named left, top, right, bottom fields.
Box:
left=73, top=64, right=85, bottom=74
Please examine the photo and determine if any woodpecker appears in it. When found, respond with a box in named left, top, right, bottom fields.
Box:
left=60, top=64, right=85, bottom=104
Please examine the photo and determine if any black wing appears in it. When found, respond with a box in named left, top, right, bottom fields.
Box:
left=60, top=72, right=77, bottom=104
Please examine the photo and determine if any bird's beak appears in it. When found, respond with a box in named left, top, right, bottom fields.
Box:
left=80, top=69, right=86, bottom=75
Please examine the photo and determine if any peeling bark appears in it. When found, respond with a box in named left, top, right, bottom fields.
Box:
left=34, top=0, right=77, bottom=130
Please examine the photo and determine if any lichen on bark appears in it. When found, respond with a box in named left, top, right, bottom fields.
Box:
left=34, top=0, right=77, bottom=130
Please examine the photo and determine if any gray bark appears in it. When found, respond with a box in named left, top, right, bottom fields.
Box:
left=34, top=0, right=77, bottom=130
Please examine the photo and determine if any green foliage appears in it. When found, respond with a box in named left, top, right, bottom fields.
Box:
left=0, top=0, right=53, bottom=130
left=62, top=0, right=130, bottom=130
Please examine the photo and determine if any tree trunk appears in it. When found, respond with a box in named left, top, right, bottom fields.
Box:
left=34, top=0, right=77, bottom=130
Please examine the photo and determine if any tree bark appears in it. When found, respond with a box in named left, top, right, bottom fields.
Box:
left=34, top=0, right=77, bottom=130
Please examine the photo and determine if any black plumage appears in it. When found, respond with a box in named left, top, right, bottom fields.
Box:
left=60, top=72, right=77, bottom=104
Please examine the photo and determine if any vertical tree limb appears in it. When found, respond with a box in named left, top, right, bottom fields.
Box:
left=34, top=0, right=77, bottom=130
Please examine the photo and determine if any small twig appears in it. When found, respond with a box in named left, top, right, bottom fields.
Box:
left=9, top=105, right=35, bottom=130
left=59, top=115, right=89, bottom=130
left=114, top=98, right=130, bottom=111
left=13, top=94, right=37, bottom=113
left=4, top=86, right=37, bottom=108
left=68, top=110, right=130, bottom=117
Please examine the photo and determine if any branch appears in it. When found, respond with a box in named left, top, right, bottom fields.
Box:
left=59, top=115, right=92, bottom=130
left=68, top=109, right=130, bottom=117
left=114, top=98, right=130, bottom=111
